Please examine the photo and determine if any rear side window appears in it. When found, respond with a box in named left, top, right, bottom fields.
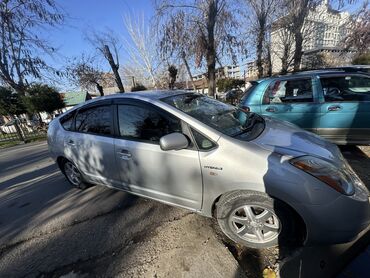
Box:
left=75, top=105, right=113, bottom=135
left=60, top=111, right=76, bottom=131
left=320, top=75, right=370, bottom=102
left=263, top=79, right=313, bottom=104
left=117, top=104, right=181, bottom=143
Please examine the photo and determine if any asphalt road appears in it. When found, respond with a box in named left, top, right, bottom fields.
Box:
left=0, top=142, right=244, bottom=278
left=1, top=142, right=369, bottom=278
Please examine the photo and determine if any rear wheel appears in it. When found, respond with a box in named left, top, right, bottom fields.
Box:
left=216, top=191, right=299, bottom=249
left=62, top=160, right=88, bottom=190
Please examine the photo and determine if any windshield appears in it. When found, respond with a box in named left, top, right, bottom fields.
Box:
left=161, top=94, right=265, bottom=140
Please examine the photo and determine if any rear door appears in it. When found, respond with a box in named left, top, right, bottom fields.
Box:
left=260, top=77, right=321, bottom=133
left=64, top=102, right=120, bottom=186
left=317, top=74, right=370, bottom=144
left=113, top=99, right=203, bottom=210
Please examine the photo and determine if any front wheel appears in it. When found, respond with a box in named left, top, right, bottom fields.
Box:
left=216, top=191, right=299, bottom=249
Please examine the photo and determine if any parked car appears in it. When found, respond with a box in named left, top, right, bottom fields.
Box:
left=216, top=88, right=245, bottom=105
left=239, top=70, right=370, bottom=145
left=48, top=91, right=370, bottom=249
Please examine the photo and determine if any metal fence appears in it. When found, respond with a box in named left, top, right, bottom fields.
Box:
left=0, top=121, right=47, bottom=144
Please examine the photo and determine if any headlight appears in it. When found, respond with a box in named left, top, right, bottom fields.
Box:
left=290, top=156, right=356, bottom=195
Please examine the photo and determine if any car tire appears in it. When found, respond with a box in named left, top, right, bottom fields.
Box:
left=216, top=190, right=299, bottom=249
left=61, top=159, right=88, bottom=190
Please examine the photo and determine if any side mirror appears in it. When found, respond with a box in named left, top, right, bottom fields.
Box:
left=159, top=132, right=189, bottom=151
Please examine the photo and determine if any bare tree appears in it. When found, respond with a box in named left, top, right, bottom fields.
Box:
left=280, top=0, right=357, bottom=71
left=158, top=11, right=197, bottom=90
left=156, top=0, right=243, bottom=97
left=66, top=55, right=105, bottom=96
left=0, top=0, right=64, bottom=95
left=245, top=0, right=279, bottom=78
left=123, top=14, right=164, bottom=88
left=343, top=1, right=370, bottom=55
left=87, top=29, right=125, bottom=92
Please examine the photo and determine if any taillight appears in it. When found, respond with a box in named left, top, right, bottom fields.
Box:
left=241, top=106, right=250, bottom=112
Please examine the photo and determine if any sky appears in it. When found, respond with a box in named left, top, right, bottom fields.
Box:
left=44, top=0, right=365, bottom=86
left=48, top=0, right=155, bottom=70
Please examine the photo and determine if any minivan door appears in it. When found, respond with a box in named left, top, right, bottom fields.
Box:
left=318, top=74, right=370, bottom=144
left=113, top=101, right=203, bottom=210
left=260, top=78, right=321, bottom=133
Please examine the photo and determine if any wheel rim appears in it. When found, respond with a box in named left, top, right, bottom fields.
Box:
left=228, top=205, right=280, bottom=244
left=64, top=161, right=82, bottom=186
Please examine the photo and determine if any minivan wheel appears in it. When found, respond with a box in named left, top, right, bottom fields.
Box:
left=62, top=160, right=88, bottom=190
left=216, top=191, right=297, bottom=249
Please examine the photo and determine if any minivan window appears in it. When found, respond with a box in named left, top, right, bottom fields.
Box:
left=75, top=105, right=113, bottom=135
left=162, top=94, right=265, bottom=140
left=263, top=79, right=313, bottom=104
left=320, top=75, right=370, bottom=102
left=117, top=104, right=181, bottom=143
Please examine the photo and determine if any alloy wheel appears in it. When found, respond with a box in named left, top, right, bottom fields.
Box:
left=228, top=205, right=280, bottom=244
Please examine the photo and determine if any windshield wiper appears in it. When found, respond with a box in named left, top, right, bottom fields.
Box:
left=231, top=114, right=260, bottom=137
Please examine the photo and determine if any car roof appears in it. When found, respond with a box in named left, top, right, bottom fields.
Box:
left=255, top=69, right=369, bottom=82
left=62, top=90, right=195, bottom=114
left=99, top=90, right=192, bottom=101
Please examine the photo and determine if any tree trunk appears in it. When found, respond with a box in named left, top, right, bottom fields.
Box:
left=37, top=112, right=43, bottom=124
left=293, top=31, right=303, bottom=71
left=206, top=0, right=217, bottom=97
left=96, top=83, right=104, bottom=96
left=281, top=45, right=289, bottom=74
left=103, top=45, right=125, bottom=93
left=256, top=28, right=264, bottom=78
left=181, top=52, right=196, bottom=90
left=12, top=116, right=25, bottom=142
left=266, top=44, right=272, bottom=77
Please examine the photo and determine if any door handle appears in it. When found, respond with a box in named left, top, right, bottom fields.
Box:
left=327, top=105, right=342, bottom=112
left=118, top=149, right=132, bottom=160
left=266, top=107, right=277, bottom=113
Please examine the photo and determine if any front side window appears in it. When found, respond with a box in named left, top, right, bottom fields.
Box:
left=320, top=75, right=370, bottom=102
left=191, top=128, right=216, bottom=151
left=75, top=105, right=113, bottom=135
left=162, top=94, right=265, bottom=140
left=117, top=104, right=181, bottom=143
left=263, top=78, right=313, bottom=104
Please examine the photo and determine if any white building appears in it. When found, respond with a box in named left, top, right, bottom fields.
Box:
left=270, top=0, right=353, bottom=74
left=193, top=65, right=242, bottom=81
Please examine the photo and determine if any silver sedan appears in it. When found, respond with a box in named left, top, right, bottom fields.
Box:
left=48, top=91, right=370, bottom=249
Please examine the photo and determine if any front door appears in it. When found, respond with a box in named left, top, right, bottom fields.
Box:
left=260, top=77, right=321, bottom=133
left=113, top=101, right=203, bottom=210
left=318, top=74, right=370, bottom=144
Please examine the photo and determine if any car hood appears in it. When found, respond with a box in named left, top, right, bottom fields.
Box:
left=253, top=116, right=342, bottom=163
